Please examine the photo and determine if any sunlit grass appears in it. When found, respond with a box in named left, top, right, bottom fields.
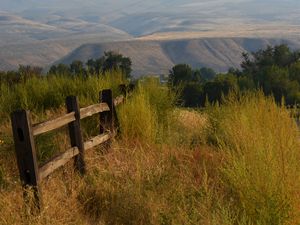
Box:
left=207, top=92, right=300, bottom=224
left=0, top=76, right=300, bottom=224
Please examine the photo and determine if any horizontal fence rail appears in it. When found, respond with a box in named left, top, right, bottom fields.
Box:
left=32, top=112, right=76, bottom=136
left=10, top=85, right=128, bottom=214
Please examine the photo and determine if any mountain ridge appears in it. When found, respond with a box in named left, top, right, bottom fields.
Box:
left=55, top=37, right=300, bottom=77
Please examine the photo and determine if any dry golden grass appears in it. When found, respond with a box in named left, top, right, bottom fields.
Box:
left=0, top=139, right=224, bottom=225
left=1, top=82, right=300, bottom=225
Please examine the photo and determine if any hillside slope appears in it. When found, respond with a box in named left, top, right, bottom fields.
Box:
left=1, top=0, right=300, bottom=71
left=0, top=11, right=132, bottom=70
left=57, top=38, right=300, bottom=76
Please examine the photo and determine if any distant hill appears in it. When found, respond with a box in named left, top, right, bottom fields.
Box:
left=1, top=0, right=300, bottom=71
left=0, top=11, right=132, bottom=70
left=56, top=38, right=300, bottom=77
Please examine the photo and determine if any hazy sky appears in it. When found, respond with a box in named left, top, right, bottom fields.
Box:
left=0, top=0, right=299, bottom=12
left=1, top=0, right=299, bottom=29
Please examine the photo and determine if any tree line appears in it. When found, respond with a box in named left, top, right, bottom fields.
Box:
left=0, top=51, right=132, bottom=85
left=49, top=51, right=132, bottom=78
left=1, top=44, right=300, bottom=107
left=169, top=44, right=300, bottom=107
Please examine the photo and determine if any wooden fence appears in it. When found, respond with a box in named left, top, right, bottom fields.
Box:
left=10, top=86, right=127, bottom=213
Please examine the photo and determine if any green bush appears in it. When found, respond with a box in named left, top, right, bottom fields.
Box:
left=118, top=77, right=176, bottom=144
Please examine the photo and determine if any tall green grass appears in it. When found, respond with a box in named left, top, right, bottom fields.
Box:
left=118, top=77, right=177, bottom=144
left=0, top=71, right=126, bottom=164
left=208, top=92, right=300, bottom=224
left=1, top=74, right=300, bottom=224
left=0, top=71, right=126, bottom=121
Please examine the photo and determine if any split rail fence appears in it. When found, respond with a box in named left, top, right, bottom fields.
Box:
left=10, top=86, right=127, bottom=213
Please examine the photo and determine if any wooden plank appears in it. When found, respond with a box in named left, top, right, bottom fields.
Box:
left=66, top=96, right=86, bottom=175
left=84, top=133, right=111, bottom=150
left=32, top=112, right=75, bottom=136
left=11, top=110, right=42, bottom=212
left=114, top=95, right=124, bottom=106
left=80, top=103, right=109, bottom=119
left=39, top=147, right=79, bottom=180
left=39, top=134, right=111, bottom=179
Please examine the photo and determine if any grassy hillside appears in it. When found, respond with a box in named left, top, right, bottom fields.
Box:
left=0, top=74, right=300, bottom=224
left=0, top=11, right=132, bottom=71
left=57, top=37, right=300, bottom=76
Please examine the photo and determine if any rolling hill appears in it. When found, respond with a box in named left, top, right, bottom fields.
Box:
left=56, top=37, right=300, bottom=77
left=0, top=11, right=132, bottom=70
left=0, top=0, right=300, bottom=72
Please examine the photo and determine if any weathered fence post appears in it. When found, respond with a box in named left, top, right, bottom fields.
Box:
left=99, top=89, right=114, bottom=152
left=100, top=89, right=114, bottom=134
left=66, top=96, right=86, bottom=175
left=11, top=110, right=42, bottom=213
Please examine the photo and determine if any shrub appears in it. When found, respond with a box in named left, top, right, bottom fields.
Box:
left=118, top=77, right=176, bottom=143
left=208, top=92, right=300, bottom=224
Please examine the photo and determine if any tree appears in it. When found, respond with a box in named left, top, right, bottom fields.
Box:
left=168, top=64, right=193, bottom=86
left=238, top=44, right=300, bottom=104
left=86, top=59, right=96, bottom=75
left=273, top=44, right=293, bottom=67
left=70, top=60, right=86, bottom=77
left=289, top=61, right=300, bottom=83
left=181, top=83, right=203, bottom=107
left=48, top=63, right=70, bottom=76
left=102, top=51, right=132, bottom=78
left=18, top=65, right=43, bottom=81
left=203, top=74, right=238, bottom=104
left=200, top=67, right=216, bottom=80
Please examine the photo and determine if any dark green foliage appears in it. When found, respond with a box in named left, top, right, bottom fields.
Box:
left=168, top=64, right=219, bottom=107
left=199, top=67, right=216, bottom=80
left=86, top=58, right=104, bottom=75
left=70, top=60, right=86, bottom=77
left=0, top=65, right=42, bottom=85
left=289, top=62, right=300, bottom=83
left=18, top=65, right=43, bottom=80
left=0, top=71, right=20, bottom=86
left=181, top=83, right=203, bottom=107
left=237, top=76, right=256, bottom=91
left=49, top=63, right=70, bottom=76
left=48, top=51, right=132, bottom=78
left=168, top=64, right=194, bottom=86
left=169, top=44, right=300, bottom=107
left=102, top=51, right=132, bottom=78
left=239, top=44, right=300, bottom=104
left=203, top=74, right=238, bottom=104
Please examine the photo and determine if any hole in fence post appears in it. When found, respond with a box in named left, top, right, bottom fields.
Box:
left=17, top=128, right=24, bottom=141
left=11, top=110, right=42, bottom=215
